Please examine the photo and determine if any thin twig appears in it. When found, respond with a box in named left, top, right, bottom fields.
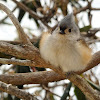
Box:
left=74, top=5, right=89, bottom=15
left=91, top=8, right=100, bottom=10
left=87, top=39, right=100, bottom=44
left=42, top=85, right=61, bottom=98
left=12, top=0, right=51, bottom=29
left=24, top=85, right=41, bottom=89
left=74, top=3, right=100, bottom=15
left=12, top=0, right=41, bottom=20
left=0, top=6, right=17, bottom=23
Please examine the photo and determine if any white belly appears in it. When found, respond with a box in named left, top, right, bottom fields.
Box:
left=40, top=35, right=86, bottom=72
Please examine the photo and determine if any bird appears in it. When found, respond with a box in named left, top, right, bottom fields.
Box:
left=39, top=14, right=92, bottom=72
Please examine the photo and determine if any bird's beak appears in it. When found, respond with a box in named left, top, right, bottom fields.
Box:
left=59, top=30, right=65, bottom=34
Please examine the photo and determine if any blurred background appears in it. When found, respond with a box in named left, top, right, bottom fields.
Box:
left=0, top=0, right=100, bottom=100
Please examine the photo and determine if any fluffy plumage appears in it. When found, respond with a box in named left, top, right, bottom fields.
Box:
left=39, top=14, right=92, bottom=72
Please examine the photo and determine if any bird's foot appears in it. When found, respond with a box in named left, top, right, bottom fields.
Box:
left=66, top=71, right=74, bottom=78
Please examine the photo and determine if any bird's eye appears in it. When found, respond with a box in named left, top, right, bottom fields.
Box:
left=68, top=29, right=71, bottom=32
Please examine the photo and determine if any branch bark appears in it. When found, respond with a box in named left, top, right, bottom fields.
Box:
left=0, top=81, right=38, bottom=100
left=0, top=51, right=100, bottom=85
left=74, top=5, right=89, bottom=15
left=0, top=71, right=64, bottom=85
left=67, top=73, right=100, bottom=100
left=0, top=6, right=17, bottom=23
left=0, top=58, right=35, bottom=67
left=12, top=0, right=41, bottom=20
left=0, top=50, right=100, bottom=100
left=0, top=41, right=33, bottom=60
left=0, top=41, right=63, bottom=75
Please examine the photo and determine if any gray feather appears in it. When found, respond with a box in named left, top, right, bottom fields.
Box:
left=58, top=14, right=80, bottom=35
left=58, top=14, right=74, bottom=28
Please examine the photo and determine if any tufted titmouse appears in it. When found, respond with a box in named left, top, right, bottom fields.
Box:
left=39, top=14, right=92, bottom=72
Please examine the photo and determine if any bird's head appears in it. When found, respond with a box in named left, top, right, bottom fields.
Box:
left=52, top=14, right=80, bottom=40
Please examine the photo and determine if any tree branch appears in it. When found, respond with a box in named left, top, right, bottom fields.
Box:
left=0, top=35, right=99, bottom=100
left=0, top=51, right=100, bottom=100
left=13, top=0, right=41, bottom=20
left=0, top=3, right=64, bottom=75
left=74, top=5, right=89, bottom=15
left=91, top=8, right=100, bottom=10
left=0, top=71, right=63, bottom=85
left=12, top=0, right=51, bottom=29
left=0, top=51, right=99, bottom=85
left=0, top=36, right=38, bottom=45
left=0, top=40, right=63, bottom=75
left=74, top=3, right=100, bottom=15
left=67, top=73, right=100, bottom=100
left=0, top=3, right=32, bottom=45
left=0, top=6, right=17, bottom=23
left=0, top=81, right=38, bottom=100
left=0, top=58, right=36, bottom=67
left=1, top=42, right=99, bottom=77
left=0, top=41, right=33, bottom=60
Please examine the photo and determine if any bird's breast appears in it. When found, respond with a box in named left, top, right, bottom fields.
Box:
left=40, top=34, right=91, bottom=72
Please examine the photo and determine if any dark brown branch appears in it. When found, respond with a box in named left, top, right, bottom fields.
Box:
left=0, top=81, right=38, bottom=100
